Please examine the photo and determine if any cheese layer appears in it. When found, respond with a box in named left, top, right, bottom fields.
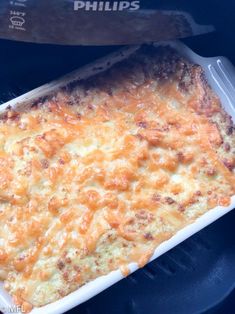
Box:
left=0, top=46, right=234, bottom=310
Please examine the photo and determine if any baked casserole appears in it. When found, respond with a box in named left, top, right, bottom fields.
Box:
left=0, top=46, right=234, bottom=312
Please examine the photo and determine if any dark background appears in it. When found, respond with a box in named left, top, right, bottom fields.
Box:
left=0, top=1, right=235, bottom=313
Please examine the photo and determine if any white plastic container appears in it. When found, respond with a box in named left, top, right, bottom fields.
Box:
left=0, top=41, right=234, bottom=314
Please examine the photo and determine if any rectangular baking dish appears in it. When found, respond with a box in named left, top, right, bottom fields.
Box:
left=0, top=40, right=235, bottom=314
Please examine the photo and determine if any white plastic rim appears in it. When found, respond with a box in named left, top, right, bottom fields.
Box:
left=0, top=40, right=234, bottom=314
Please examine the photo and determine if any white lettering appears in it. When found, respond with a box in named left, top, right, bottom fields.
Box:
left=74, top=1, right=85, bottom=10
left=98, top=1, right=104, bottom=11
left=104, top=1, right=112, bottom=11
left=130, top=1, right=140, bottom=10
left=85, top=1, right=98, bottom=10
left=74, top=1, right=140, bottom=12
left=119, top=1, right=130, bottom=11
left=113, top=1, right=118, bottom=11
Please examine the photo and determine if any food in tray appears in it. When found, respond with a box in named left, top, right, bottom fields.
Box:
left=0, top=46, right=234, bottom=311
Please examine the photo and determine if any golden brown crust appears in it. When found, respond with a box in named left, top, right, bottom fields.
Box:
left=0, top=46, right=234, bottom=310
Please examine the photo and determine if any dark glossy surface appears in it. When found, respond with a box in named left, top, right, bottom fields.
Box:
left=67, top=210, right=235, bottom=314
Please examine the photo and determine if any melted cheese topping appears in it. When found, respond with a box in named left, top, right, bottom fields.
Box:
left=0, top=47, right=234, bottom=311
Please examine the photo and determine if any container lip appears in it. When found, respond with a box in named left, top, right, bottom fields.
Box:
left=0, top=40, right=234, bottom=314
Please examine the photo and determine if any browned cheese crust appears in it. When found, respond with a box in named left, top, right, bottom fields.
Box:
left=0, top=46, right=233, bottom=311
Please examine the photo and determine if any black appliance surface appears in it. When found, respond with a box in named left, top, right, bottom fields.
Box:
left=0, top=4, right=235, bottom=312
left=69, top=210, right=235, bottom=314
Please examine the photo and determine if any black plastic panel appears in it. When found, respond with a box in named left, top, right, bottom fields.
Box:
left=69, top=210, right=235, bottom=314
